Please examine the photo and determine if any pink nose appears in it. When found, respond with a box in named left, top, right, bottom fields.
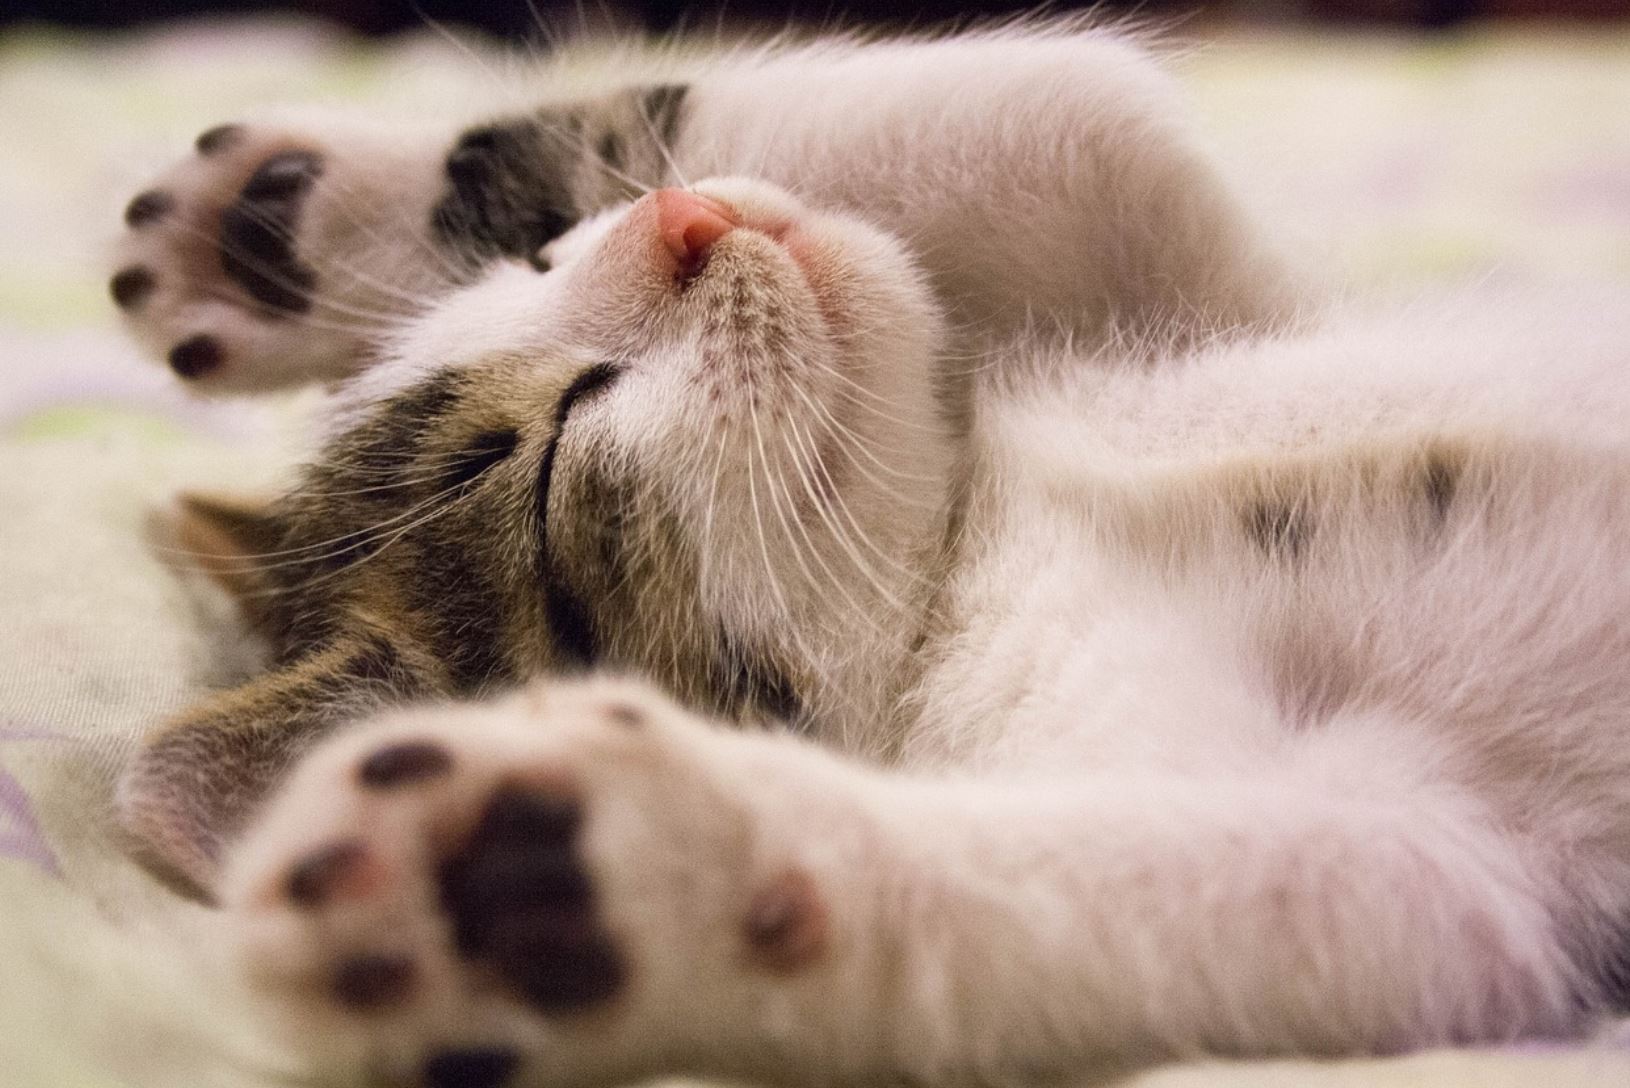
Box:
left=655, top=189, right=739, bottom=273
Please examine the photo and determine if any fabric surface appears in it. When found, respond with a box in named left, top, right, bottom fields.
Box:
left=3, top=19, right=1630, bottom=1087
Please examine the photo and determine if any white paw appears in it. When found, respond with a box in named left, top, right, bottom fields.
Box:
left=112, top=117, right=452, bottom=394
left=222, top=679, right=849, bottom=1088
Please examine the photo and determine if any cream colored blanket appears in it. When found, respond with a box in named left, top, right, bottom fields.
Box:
left=3, top=20, right=1629, bottom=1087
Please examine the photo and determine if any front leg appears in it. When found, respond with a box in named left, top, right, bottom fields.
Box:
left=111, top=86, right=686, bottom=393
left=224, top=678, right=892, bottom=1087
left=224, top=682, right=1585, bottom=1088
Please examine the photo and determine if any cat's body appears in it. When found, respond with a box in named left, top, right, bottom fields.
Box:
left=106, top=21, right=1630, bottom=1088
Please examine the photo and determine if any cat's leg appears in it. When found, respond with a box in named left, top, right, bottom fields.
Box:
left=112, top=114, right=467, bottom=392
left=681, top=30, right=1305, bottom=348
left=222, top=679, right=1589, bottom=1088
left=111, top=86, right=686, bottom=394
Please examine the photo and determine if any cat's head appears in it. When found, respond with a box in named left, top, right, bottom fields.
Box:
left=129, top=179, right=957, bottom=889
left=348, top=176, right=956, bottom=717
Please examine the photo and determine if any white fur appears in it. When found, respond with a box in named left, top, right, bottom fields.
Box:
left=121, top=21, right=1630, bottom=1087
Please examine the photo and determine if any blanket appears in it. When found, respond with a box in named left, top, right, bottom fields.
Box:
left=2, top=19, right=1629, bottom=1087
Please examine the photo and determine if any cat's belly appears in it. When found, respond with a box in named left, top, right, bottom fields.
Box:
left=905, top=411, right=1630, bottom=806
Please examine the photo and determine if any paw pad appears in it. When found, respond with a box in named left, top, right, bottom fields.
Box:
left=358, top=740, right=454, bottom=790
left=286, top=839, right=376, bottom=907
left=438, top=786, right=625, bottom=1012
left=123, top=189, right=173, bottom=228
left=332, top=952, right=417, bottom=1011
left=219, top=150, right=322, bottom=315
left=422, top=1047, right=519, bottom=1088
left=109, top=266, right=155, bottom=310
left=167, top=334, right=223, bottom=380
left=194, top=123, right=244, bottom=156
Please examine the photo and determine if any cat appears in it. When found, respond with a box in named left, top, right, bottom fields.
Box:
left=108, top=19, right=1630, bottom=1088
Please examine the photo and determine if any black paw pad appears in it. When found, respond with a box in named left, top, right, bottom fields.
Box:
left=332, top=952, right=416, bottom=1010
left=219, top=151, right=321, bottom=315
left=437, top=786, right=625, bottom=1012
left=359, top=741, right=454, bottom=790
left=423, top=1048, right=519, bottom=1088
left=168, top=335, right=223, bottom=379
left=195, top=123, right=245, bottom=156
left=124, top=189, right=174, bottom=228
left=110, top=266, right=155, bottom=310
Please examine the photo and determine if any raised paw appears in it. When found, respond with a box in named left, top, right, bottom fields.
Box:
left=222, top=680, right=862, bottom=1088
left=113, top=116, right=456, bottom=393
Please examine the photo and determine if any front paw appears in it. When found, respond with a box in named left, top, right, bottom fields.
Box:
left=112, top=118, right=451, bottom=393
left=223, top=679, right=849, bottom=1087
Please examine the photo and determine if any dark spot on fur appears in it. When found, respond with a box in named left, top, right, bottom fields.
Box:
left=110, top=265, right=155, bottom=309
left=273, top=372, right=475, bottom=601
left=358, top=741, right=454, bottom=789
left=287, top=840, right=369, bottom=907
left=194, top=123, right=244, bottom=156
left=640, top=83, right=689, bottom=149
left=332, top=953, right=417, bottom=1010
left=219, top=151, right=321, bottom=315
left=124, top=189, right=174, bottom=228
left=744, top=868, right=828, bottom=972
left=168, top=335, right=223, bottom=379
left=1422, top=453, right=1459, bottom=524
left=423, top=1048, right=520, bottom=1088
left=390, top=370, right=465, bottom=431
left=604, top=703, right=643, bottom=728
left=715, top=633, right=804, bottom=724
left=346, top=634, right=408, bottom=687
left=431, top=119, right=578, bottom=266
left=448, top=430, right=519, bottom=491
left=597, top=131, right=623, bottom=170
left=544, top=585, right=598, bottom=668
left=1246, top=500, right=1310, bottom=561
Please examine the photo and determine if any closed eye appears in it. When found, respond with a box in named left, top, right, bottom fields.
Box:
left=538, top=361, right=626, bottom=527
left=536, top=361, right=626, bottom=667
left=552, top=362, right=623, bottom=431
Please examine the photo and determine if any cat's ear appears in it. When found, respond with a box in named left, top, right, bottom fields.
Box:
left=153, top=490, right=286, bottom=635
left=117, top=632, right=428, bottom=900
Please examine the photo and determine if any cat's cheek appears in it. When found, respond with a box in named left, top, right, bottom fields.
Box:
left=779, top=230, right=859, bottom=340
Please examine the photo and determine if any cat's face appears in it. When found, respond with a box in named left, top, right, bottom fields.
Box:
left=254, top=179, right=954, bottom=733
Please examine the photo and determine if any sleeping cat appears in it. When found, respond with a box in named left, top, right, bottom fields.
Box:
left=109, top=20, right=1630, bottom=1088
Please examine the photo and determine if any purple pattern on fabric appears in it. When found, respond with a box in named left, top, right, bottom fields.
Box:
left=0, top=726, right=65, bottom=878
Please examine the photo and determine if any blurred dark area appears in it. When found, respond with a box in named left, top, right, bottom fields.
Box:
left=1, top=0, right=1626, bottom=36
